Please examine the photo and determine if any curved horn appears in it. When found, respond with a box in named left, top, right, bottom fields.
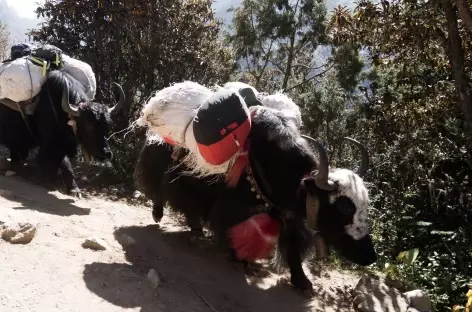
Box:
left=301, top=135, right=336, bottom=191
left=343, top=137, right=369, bottom=177
left=61, top=79, right=80, bottom=117
left=108, top=82, right=125, bottom=114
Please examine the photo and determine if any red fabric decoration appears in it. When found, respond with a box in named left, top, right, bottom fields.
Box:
left=196, top=118, right=251, bottom=165
left=224, top=109, right=258, bottom=187
left=193, top=91, right=252, bottom=166
left=162, top=135, right=177, bottom=145
left=228, top=213, right=279, bottom=261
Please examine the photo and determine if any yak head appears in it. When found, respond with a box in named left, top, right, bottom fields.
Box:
left=302, top=136, right=377, bottom=266
left=247, top=105, right=376, bottom=267
left=61, top=80, right=125, bottom=162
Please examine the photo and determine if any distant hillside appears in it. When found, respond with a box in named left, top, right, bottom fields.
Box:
left=0, top=0, right=41, bottom=43
left=0, top=0, right=356, bottom=43
left=213, top=0, right=356, bottom=25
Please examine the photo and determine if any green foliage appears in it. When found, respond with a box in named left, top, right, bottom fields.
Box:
left=225, top=0, right=329, bottom=91
left=30, top=0, right=235, bottom=178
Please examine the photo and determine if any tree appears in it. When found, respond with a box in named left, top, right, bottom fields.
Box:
left=328, top=1, right=472, bottom=308
left=330, top=0, right=472, bottom=154
left=29, top=0, right=235, bottom=175
left=225, top=0, right=330, bottom=92
left=29, top=0, right=234, bottom=115
left=0, top=22, right=10, bottom=61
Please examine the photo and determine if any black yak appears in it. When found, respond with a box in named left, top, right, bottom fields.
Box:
left=134, top=104, right=377, bottom=295
left=0, top=68, right=125, bottom=196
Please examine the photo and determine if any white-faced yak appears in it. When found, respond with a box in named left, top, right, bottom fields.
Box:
left=134, top=104, right=377, bottom=295
left=0, top=68, right=125, bottom=196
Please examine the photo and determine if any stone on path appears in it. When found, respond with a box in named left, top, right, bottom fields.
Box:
left=82, top=237, right=109, bottom=251
left=352, top=274, right=409, bottom=312
left=0, top=221, right=38, bottom=244
left=403, top=290, right=432, bottom=312
left=147, top=269, right=160, bottom=288
left=116, top=234, right=136, bottom=247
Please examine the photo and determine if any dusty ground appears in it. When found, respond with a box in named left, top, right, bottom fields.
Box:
left=0, top=172, right=361, bottom=312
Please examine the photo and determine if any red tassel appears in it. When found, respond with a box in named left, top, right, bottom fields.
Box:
left=228, top=213, right=279, bottom=261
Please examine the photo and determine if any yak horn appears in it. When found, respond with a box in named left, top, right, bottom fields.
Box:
left=61, top=79, right=80, bottom=117
left=108, top=82, right=126, bottom=114
left=301, top=135, right=335, bottom=191
left=343, top=137, right=369, bottom=177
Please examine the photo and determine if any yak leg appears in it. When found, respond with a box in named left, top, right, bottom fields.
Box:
left=37, top=142, right=80, bottom=196
left=284, top=226, right=314, bottom=295
left=9, top=145, right=29, bottom=172
left=227, top=248, right=261, bottom=276
left=152, top=199, right=165, bottom=223
left=59, top=156, right=80, bottom=197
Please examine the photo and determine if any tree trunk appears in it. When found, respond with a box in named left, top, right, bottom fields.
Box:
left=442, top=0, right=472, bottom=153
left=455, top=0, right=472, bottom=34
left=282, top=34, right=296, bottom=90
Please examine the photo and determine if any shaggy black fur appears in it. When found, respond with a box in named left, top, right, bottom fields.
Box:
left=134, top=106, right=377, bottom=295
left=0, top=68, right=115, bottom=195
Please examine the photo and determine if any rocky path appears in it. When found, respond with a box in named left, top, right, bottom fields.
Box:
left=0, top=174, right=360, bottom=312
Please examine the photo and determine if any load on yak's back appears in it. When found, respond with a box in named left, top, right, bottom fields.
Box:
left=0, top=43, right=125, bottom=197
left=136, top=80, right=377, bottom=295
left=1, top=43, right=97, bottom=104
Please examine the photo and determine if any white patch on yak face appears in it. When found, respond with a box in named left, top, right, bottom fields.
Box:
left=327, top=168, right=370, bottom=240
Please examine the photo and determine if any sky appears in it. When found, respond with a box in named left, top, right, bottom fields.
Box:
left=5, top=0, right=43, bottom=19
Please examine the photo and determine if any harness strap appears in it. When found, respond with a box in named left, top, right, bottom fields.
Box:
left=28, top=56, right=49, bottom=77
left=306, top=194, right=319, bottom=230
left=306, top=193, right=328, bottom=258
left=17, top=101, right=37, bottom=142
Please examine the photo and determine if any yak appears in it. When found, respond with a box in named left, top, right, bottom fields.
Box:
left=0, top=68, right=125, bottom=196
left=134, top=104, right=377, bottom=295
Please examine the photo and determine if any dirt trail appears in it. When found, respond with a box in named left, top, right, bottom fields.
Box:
left=0, top=175, right=358, bottom=312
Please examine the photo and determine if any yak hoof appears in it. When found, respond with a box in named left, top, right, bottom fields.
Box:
left=152, top=203, right=164, bottom=223
left=243, top=263, right=259, bottom=276
left=152, top=210, right=163, bottom=223
left=301, top=287, right=315, bottom=298
left=70, top=188, right=82, bottom=199
left=291, top=277, right=314, bottom=297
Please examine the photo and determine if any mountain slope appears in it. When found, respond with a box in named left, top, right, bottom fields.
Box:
left=0, top=0, right=40, bottom=43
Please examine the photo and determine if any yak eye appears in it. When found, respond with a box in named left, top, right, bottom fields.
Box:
left=335, top=196, right=356, bottom=222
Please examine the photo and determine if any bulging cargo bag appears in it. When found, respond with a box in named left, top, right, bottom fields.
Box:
left=29, top=44, right=64, bottom=75
left=193, top=89, right=251, bottom=166
left=10, top=43, right=33, bottom=60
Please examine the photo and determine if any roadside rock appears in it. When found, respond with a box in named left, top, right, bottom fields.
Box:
left=116, top=234, right=136, bottom=247
left=352, top=274, right=409, bottom=312
left=5, top=170, right=16, bottom=177
left=0, top=221, right=37, bottom=244
left=133, top=190, right=142, bottom=199
left=82, top=237, right=109, bottom=251
left=403, top=290, right=432, bottom=312
left=147, top=268, right=160, bottom=288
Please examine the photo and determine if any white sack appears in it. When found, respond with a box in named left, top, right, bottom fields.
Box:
left=224, top=82, right=302, bottom=129
left=61, top=54, right=97, bottom=100
left=223, top=81, right=259, bottom=95
left=137, top=81, right=212, bottom=147
left=261, top=92, right=302, bottom=129
left=137, top=81, right=245, bottom=178
left=0, top=58, right=46, bottom=102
